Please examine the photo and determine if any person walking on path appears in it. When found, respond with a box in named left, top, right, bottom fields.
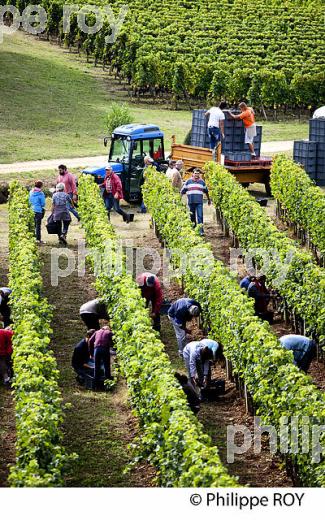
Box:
left=136, top=272, right=163, bottom=332
left=100, top=166, right=131, bottom=223
left=52, top=183, right=71, bottom=245
left=168, top=298, right=202, bottom=356
left=89, top=326, right=113, bottom=387
left=230, top=102, right=257, bottom=157
left=29, top=180, right=46, bottom=244
left=205, top=102, right=226, bottom=150
left=181, top=168, right=211, bottom=235
left=79, top=299, right=109, bottom=330
left=56, top=164, right=80, bottom=221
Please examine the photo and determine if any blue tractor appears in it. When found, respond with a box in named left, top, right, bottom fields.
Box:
left=83, top=123, right=166, bottom=201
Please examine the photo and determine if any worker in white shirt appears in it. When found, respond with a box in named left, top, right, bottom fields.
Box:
left=205, top=101, right=227, bottom=150
left=183, top=339, right=221, bottom=388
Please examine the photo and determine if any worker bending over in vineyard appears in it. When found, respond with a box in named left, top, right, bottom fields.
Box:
left=168, top=298, right=202, bottom=357
left=89, top=326, right=113, bottom=387
left=0, top=287, right=12, bottom=328
left=240, top=274, right=256, bottom=290
left=72, top=329, right=96, bottom=384
left=181, top=169, right=211, bottom=236
left=230, top=102, right=257, bottom=158
left=183, top=339, right=221, bottom=389
left=279, top=335, right=316, bottom=373
left=100, top=165, right=132, bottom=223
left=247, top=275, right=274, bottom=324
left=79, top=298, right=109, bottom=330
left=205, top=101, right=226, bottom=150
left=0, top=326, right=13, bottom=386
left=136, top=272, right=163, bottom=332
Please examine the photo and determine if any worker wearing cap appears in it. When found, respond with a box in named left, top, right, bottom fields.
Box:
left=168, top=297, right=202, bottom=356
left=181, top=168, right=211, bottom=236
left=0, top=288, right=12, bottom=328
left=100, top=166, right=131, bottom=223
left=183, top=339, right=221, bottom=388
left=136, top=272, right=163, bottom=332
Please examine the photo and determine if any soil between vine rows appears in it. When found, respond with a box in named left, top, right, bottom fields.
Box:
left=111, top=206, right=292, bottom=487
left=0, top=205, right=16, bottom=487
left=36, top=214, right=156, bottom=487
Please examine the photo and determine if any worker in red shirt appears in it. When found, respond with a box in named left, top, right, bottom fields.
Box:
left=100, top=166, right=131, bottom=223
left=56, top=164, right=80, bottom=221
left=0, top=327, right=14, bottom=386
left=136, top=272, right=163, bottom=332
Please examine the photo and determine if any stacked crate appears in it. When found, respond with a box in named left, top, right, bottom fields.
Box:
left=293, top=140, right=318, bottom=180
left=293, top=118, right=325, bottom=186
left=190, top=109, right=262, bottom=157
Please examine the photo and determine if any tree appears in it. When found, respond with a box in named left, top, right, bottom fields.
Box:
left=106, top=103, right=134, bottom=135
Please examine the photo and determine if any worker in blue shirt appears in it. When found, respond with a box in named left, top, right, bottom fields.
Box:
left=168, top=298, right=202, bottom=356
left=240, top=274, right=256, bottom=290
left=183, top=339, right=221, bottom=388
left=181, top=169, right=211, bottom=236
left=279, top=334, right=316, bottom=372
left=29, top=180, right=46, bottom=243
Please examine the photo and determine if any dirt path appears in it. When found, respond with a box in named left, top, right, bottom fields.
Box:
left=38, top=213, right=155, bottom=487
left=0, top=205, right=16, bottom=487
left=110, top=208, right=292, bottom=487
left=0, top=142, right=293, bottom=174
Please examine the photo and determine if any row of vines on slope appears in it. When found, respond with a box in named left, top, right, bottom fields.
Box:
left=204, top=163, right=325, bottom=344
left=271, top=155, right=325, bottom=264
left=8, top=182, right=72, bottom=486
left=4, top=0, right=325, bottom=108
left=77, top=174, right=238, bottom=487
left=142, top=168, right=325, bottom=487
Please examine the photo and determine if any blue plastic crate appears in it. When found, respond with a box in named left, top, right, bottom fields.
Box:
left=225, top=152, right=252, bottom=161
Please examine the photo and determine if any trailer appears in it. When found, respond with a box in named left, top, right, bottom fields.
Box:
left=170, top=136, right=272, bottom=195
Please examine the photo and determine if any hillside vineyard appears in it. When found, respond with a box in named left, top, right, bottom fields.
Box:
left=31, top=0, right=325, bottom=107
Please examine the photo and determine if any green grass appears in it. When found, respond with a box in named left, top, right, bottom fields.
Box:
left=0, top=32, right=309, bottom=164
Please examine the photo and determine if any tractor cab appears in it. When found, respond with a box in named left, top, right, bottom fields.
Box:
left=83, top=124, right=165, bottom=201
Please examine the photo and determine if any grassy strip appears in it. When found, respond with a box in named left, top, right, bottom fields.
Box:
left=78, top=174, right=238, bottom=487
left=205, top=163, right=325, bottom=343
left=142, top=168, right=325, bottom=487
left=8, top=182, right=72, bottom=486
left=271, top=155, right=325, bottom=259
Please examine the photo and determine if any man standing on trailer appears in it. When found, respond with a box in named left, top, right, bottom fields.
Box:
left=205, top=101, right=226, bottom=150
left=229, top=102, right=257, bottom=158
left=181, top=168, right=211, bottom=235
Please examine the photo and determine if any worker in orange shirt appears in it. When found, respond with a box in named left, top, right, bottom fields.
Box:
left=230, top=102, right=257, bottom=158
